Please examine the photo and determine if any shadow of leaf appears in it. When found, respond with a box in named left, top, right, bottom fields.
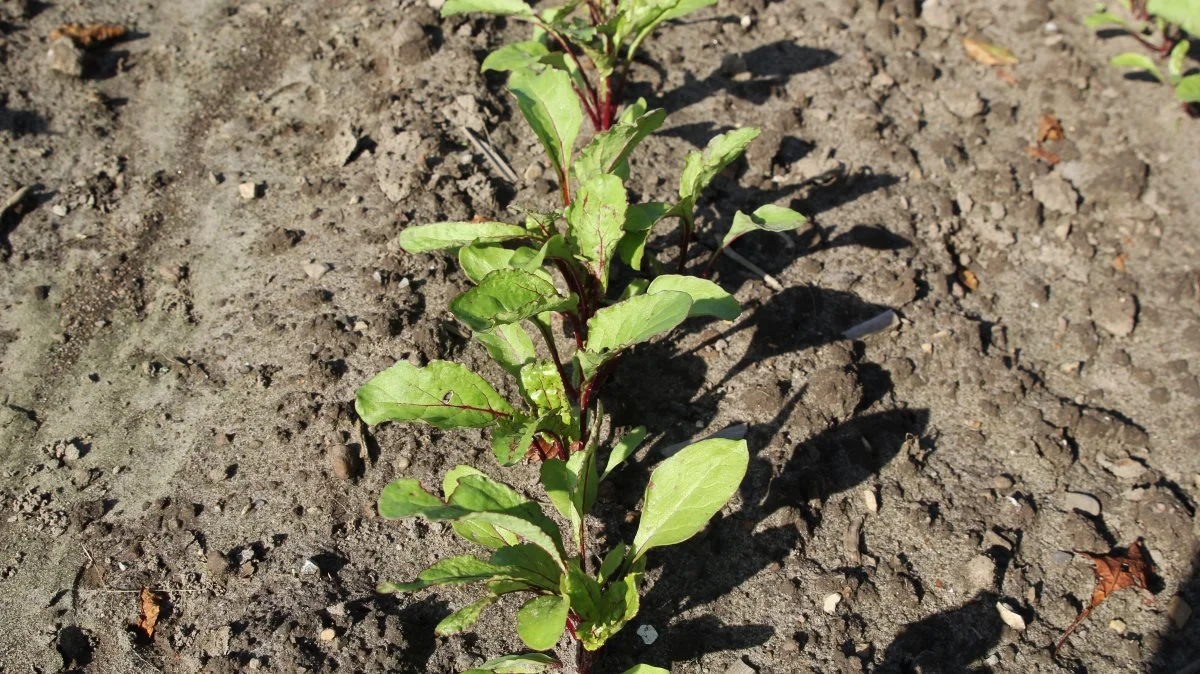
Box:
left=876, top=591, right=1005, bottom=674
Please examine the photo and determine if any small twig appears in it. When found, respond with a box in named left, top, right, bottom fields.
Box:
left=1, top=185, right=32, bottom=219
left=461, top=127, right=520, bottom=183
left=696, top=241, right=782, bottom=291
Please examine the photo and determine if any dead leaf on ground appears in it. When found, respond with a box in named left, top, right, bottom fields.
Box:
left=1038, top=115, right=1065, bottom=143
left=1025, top=144, right=1062, bottom=166
left=1113, top=253, right=1128, bottom=273
left=136, top=587, right=162, bottom=640
left=963, top=37, right=1019, bottom=66
left=959, top=269, right=979, bottom=291
left=1055, top=538, right=1154, bottom=655
left=50, top=23, right=127, bottom=48
left=995, top=68, right=1019, bottom=86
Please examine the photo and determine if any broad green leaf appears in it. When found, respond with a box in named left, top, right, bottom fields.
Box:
left=616, top=201, right=670, bottom=269
left=566, top=174, right=628, bottom=289
left=646, top=275, right=740, bottom=320
left=576, top=574, right=640, bottom=650
left=674, top=127, right=761, bottom=222
left=451, top=270, right=578, bottom=332
left=442, top=0, right=535, bottom=17
left=450, top=474, right=536, bottom=513
left=379, top=478, right=468, bottom=520
left=1111, top=52, right=1164, bottom=82
left=519, top=361, right=570, bottom=416
left=443, top=468, right=515, bottom=546
left=491, top=412, right=542, bottom=466
left=540, top=459, right=578, bottom=531
left=603, top=426, right=647, bottom=478
left=661, top=0, right=718, bottom=22
left=566, top=445, right=598, bottom=520
left=563, top=560, right=603, bottom=620
left=620, top=666, right=670, bottom=674
left=632, top=438, right=749, bottom=560
left=597, top=544, right=626, bottom=584
left=574, top=102, right=667, bottom=183
left=618, top=278, right=650, bottom=301
left=492, top=544, right=563, bottom=591
left=1168, top=39, right=1189, bottom=81
left=398, top=221, right=530, bottom=253
left=461, top=511, right=567, bottom=568
left=517, top=595, right=570, bottom=650
left=436, top=595, right=498, bottom=635
left=356, top=360, right=514, bottom=428
left=378, top=555, right=509, bottom=593
left=721, top=204, right=808, bottom=249
left=585, top=291, right=693, bottom=355
left=1084, top=11, right=1134, bottom=29
left=476, top=323, right=539, bottom=377
left=444, top=465, right=489, bottom=500
left=459, top=244, right=518, bottom=284
left=1147, top=0, right=1200, bottom=36
left=482, top=40, right=551, bottom=73
left=463, top=653, right=561, bottom=673
left=1177, top=74, right=1200, bottom=102
left=508, top=67, right=583, bottom=181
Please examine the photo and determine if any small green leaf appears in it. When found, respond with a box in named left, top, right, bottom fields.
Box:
left=563, top=560, right=603, bottom=620
left=674, top=127, right=761, bottom=223
left=460, top=511, right=567, bottom=569
left=565, top=446, right=598, bottom=523
left=1177, top=74, right=1200, bottom=102
left=646, top=275, right=740, bottom=320
left=378, top=478, right=467, bottom=520
left=377, top=555, right=509, bottom=593
left=1111, top=52, right=1165, bottom=82
left=463, top=653, right=561, bottom=674
left=398, top=221, right=531, bottom=253
left=585, top=291, right=693, bottom=355
left=603, top=426, right=647, bottom=479
left=443, top=465, right=488, bottom=500
left=575, top=573, right=640, bottom=651
left=721, top=204, right=808, bottom=249
left=451, top=270, right=578, bottom=332
left=597, top=544, right=626, bottom=584
left=1085, top=11, right=1134, bottom=29
left=508, top=67, right=583, bottom=181
left=632, top=438, right=749, bottom=560
left=459, top=244, right=519, bottom=284
left=491, top=412, right=542, bottom=466
left=1168, top=39, right=1189, bottom=81
left=516, top=595, right=570, bottom=650
left=482, top=40, right=551, bottom=72
left=475, top=323, right=539, bottom=377
left=441, top=0, right=535, bottom=17
left=618, top=278, right=650, bottom=301
left=436, top=595, right=499, bottom=635
left=356, top=360, right=514, bottom=428
left=566, top=174, right=628, bottom=289
left=491, top=544, right=563, bottom=591
left=519, top=361, right=570, bottom=416
left=616, top=201, right=670, bottom=270
left=620, top=665, right=671, bottom=674
left=1147, top=0, right=1200, bottom=36
left=574, top=102, right=667, bottom=183
left=540, top=458, right=579, bottom=530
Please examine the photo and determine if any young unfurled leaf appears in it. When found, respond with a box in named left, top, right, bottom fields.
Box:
left=573, top=102, right=667, bottom=183
left=721, top=204, right=808, bottom=249
left=616, top=201, right=670, bottom=269
left=441, top=0, right=535, bottom=18
left=437, top=595, right=499, bottom=635
left=482, top=40, right=551, bottom=73
left=398, top=221, right=531, bottom=253
left=632, top=438, right=749, bottom=560
left=962, top=36, right=1019, bottom=65
left=646, top=275, right=740, bottom=320
left=516, top=595, right=570, bottom=650
left=518, top=361, right=571, bottom=417
left=1085, top=11, right=1135, bottom=29
left=566, top=174, right=628, bottom=288
left=508, top=67, right=583, bottom=182
left=541, top=459, right=579, bottom=534
left=378, top=555, right=512, bottom=593
left=563, top=559, right=604, bottom=620
left=355, top=360, right=514, bottom=428
left=585, top=291, right=693, bottom=356
left=1168, top=40, right=1189, bottom=82
left=1177, top=74, right=1200, bottom=103
left=459, top=511, right=567, bottom=568
left=1111, top=51, right=1165, bottom=82
left=597, top=544, right=626, bottom=584
left=463, top=653, right=561, bottom=674
left=492, top=412, right=544, bottom=466
left=475, top=323, right=539, bottom=377
left=670, top=127, right=760, bottom=228
left=460, top=244, right=521, bottom=284
left=603, top=426, right=647, bottom=479
left=451, top=269, right=579, bottom=332
left=491, top=543, right=563, bottom=591
left=575, top=573, right=641, bottom=650
left=620, top=666, right=670, bottom=674
left=1147, top=0, right=1200, bottom=36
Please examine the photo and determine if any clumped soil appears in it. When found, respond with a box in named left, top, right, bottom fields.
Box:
left=1, top=0, right=1199, bottom=672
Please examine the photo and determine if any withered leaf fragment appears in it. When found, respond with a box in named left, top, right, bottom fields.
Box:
left=50, top=23, right=127, bottom=48
left=1038, top=115, right=1065, bottom=143
left=1055, top=538, right=1153, bottom=655
left=962, top=37, right=1019, bottom=66
left=136, top=587, right=162, bottom=640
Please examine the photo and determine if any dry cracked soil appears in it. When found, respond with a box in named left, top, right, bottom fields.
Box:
left=1, top=0, right=1199, bottom=672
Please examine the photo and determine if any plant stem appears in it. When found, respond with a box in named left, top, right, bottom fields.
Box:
left=677, top=220, right=693, bottom=273
left=535, top=319, right=577, bottom=398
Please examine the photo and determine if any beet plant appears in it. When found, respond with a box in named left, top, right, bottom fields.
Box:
left=1087, top=0, right=1200, bottom=110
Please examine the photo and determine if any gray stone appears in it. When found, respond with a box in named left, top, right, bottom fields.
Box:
left=962, top=554, right=996, bottom=591
left=1064, top=491, right=1102, bottom=516
left=1033, top=173, right=1079, bottom=215
left=47, top=38, right=84, bottom=77
left=1090, top=293, right=1137, bottom=337
left=942, top=87, right=984, bottom=119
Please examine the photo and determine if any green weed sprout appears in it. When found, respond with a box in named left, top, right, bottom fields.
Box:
left=1087, top=0, right=1200, bottom=110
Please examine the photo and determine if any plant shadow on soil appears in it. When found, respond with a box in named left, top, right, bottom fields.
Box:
left=1149, top=550, right=1200, bottom=673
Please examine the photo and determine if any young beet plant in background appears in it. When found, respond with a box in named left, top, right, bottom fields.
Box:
left=444, top=0, right=717, bottom=130
left=1087, top=0, right=1200, bottom=109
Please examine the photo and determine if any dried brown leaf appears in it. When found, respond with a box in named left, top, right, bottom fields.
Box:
left=1025, top=145, right=1061, bottom=166
left=50, top=23, right=126, bottom=48
left=136, top=587, right=162, bottom=640
left=1038, top=115, right=1065, bottom=143
left=963, top=37, right=1019, bottom=66
left=1056, top=538, right=1154, bottom=655
left=959, top=269, right=979, bottom=292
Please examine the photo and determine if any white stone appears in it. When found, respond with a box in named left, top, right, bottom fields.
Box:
left=636, top=624, right=658, bottom=645
left=996, top=602, right=1027, bottom=631
left=823, top=593, right=842, bottom=614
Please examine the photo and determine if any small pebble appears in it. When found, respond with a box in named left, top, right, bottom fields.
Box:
left=992, top=475, right=1014, bottom=490
left=319, top=628, right=336, bottom=641
left=47, top=38, right=84, bottom=77
left=1168, top=597, right=1192, bottom=628
left=724, top=659, right=757, bottom=674
left=1109, top=618, right=1127, bottom=633
left=1051, top=550, right=1074, bottom=565
left=636, top=624, right=658, bottom=645
left=51, top=204, right=68, bottom=217
left=995, top=601, right=1027, bottom=631
left=238, top=182, right=260, bottom=200
left=329, top=445, right=358, bottom=480
left=822, top=593, right=842, bottom=614
left=1064, top=491, right=1102, bottom=516
left=861, top=490, right=878, bottom=513
left=300, top=558, right=320, bottom=576
left=303, top=262, right=332, bottom=281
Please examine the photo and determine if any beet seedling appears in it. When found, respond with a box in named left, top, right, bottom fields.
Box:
left=1087, top=0, right=1200, bottom=110
left=441, top=0, right=718, bottom=130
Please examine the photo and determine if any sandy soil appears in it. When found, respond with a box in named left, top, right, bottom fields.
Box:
left=1, top=0, right=1199, bottom=672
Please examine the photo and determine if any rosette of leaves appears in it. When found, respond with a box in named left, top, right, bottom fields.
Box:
left=1087, top=0, right=1200, bottom=109
left=375, top=436, right=748, bottom=673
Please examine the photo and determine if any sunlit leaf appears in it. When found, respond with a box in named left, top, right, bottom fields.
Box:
left=356, top=361, right=514, bottom=428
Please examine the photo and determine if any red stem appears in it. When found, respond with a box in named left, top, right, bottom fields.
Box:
left=677, top=222, right=693, bottom=273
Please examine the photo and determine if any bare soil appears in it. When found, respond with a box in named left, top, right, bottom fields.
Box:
left=1, top=0, right=1199, bottom=672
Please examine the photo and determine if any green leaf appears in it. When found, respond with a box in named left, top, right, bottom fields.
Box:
left=661, top=0, right=718, bottom=22
left=475, top=323, right=539, bottom=377
left=566, top=443, right=599, bottom=518
left=646, top=275, right=740, bottom=320
left=379, top=478, right=468, bottom=520
left=516, top=595, right=570, bottom=650
left=1168, top=39, right=1189, bottom=81
left=356, top=360, right=514, bottom=428
left=463, top=653, right=561, bottom=674
left=566, top=174, right=628, bottom=289
left=721, top=204, right=808, bottom=249
left=398, top=221, right=531, bottom=253
left=378, top=555, right=509, bottom=593
left=616, top=201, right=670, bottom=270
left=444, top=465, right=488, bottom=499
left=508, top=67, right=583, bottom=181
left=576, top=574, right=640, bottom=650
left=482, top=40, right=551, bottom=73
left=461, top=511, right=567, bottom=568
left=618, top=278, right=649, bottom=301
left=459, top=244, right=519, bottom=284
left=1111, top=51, right=1165, bottom=82
left=441, top=0, right=535, bottom=17
left=597, top=544, right=626, bottom=584
left=674, top=128, right=761, bottom=223
left=632, top=438, right=749, bottom=560
left=603, top=426, right=647, bottom=479
left=574, top=102, right=667, bottom=183
left=491, top=543, right=563, bottom=591
left=519, top=361, right=571, bottom=416
left=1177, top=74, right=1200, bottom=102
left=1147, top=0, right=1200, bottom=36
left=620, top=666, right=670, bottom=674
left=1085, top=11, right=1134, bottom=29
left=451, top=270, right=578, bottom=332
left=437, top=595, right=499, bottom=635
left=540, top=458, right=578, bottom=529
left=585, top=291, right=693, bottom=355
left=563, top=560, right=603, bottom=620
left=491, top=412, right=542, bottom=466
